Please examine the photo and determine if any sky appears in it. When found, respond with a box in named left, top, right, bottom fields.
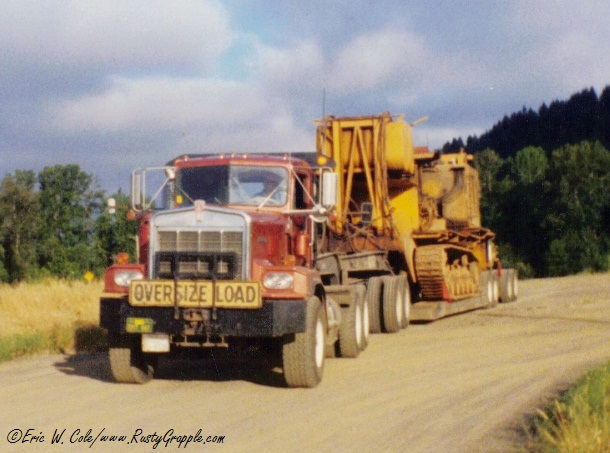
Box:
left=1, top=1, right=609, bottom=193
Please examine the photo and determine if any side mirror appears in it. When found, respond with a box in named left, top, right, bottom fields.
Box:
left=132, top=171, right=143, bottom=210
left=321, top=172, right=337, bottom=209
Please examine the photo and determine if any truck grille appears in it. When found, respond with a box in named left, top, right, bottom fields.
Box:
left=155, top=230, right=243, bottom=280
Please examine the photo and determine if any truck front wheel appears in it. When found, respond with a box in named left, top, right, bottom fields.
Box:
left=282, top=296, right=325, bottom=388
left=108, top=336, right=156, bottom=384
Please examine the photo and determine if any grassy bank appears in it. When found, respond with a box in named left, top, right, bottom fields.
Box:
left=526, top=361, right=610, bottom=452
left=0, top=280, right=105, bottom=362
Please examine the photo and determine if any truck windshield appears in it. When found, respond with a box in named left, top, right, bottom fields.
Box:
left=176, top=165, right=288, bottom=207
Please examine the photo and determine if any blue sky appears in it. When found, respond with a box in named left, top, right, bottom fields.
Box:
left=1, top=1, right=609, bottom=192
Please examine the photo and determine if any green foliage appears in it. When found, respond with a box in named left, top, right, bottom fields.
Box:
left=528, top=361, right=610, bottom=452
left=0, top=165, right=136, bottom=282
left=0, top=333, right=50, bottom=362
left=94, top=189, right=137, bottom=268
left=514, top=146, right=548, bottom=185
left=0, top=171, right=40, bottom=282
left=37, top=164, right=106, bottom=278
left=0, top=323, right=107, bottom=362
left=544, top=142, right=610, bottom=275
left=476, top=140, right=610, bottom=277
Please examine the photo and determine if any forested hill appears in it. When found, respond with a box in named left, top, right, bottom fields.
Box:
left=442, top=85, right=610, bottom=157
left=439, top=85, right=610, bottom=278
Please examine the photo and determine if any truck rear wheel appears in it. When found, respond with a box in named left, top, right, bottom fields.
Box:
left=356, top=284, right=369, bottom=351
left=282, top=296, right=325, bottom=388
left=338, top=301, right=361, bottom=358
left=400, top=274, right=412, bottom=329
left=108, top=336, right=156, bottom=384
left=382, top=275, right=403, bottom=333
left=366, top=276, right=383, bottom=333
left=338, top=285, right=366, bottom=358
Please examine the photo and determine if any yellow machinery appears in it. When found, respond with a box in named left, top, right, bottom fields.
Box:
left=315, top=112, right=503, bottom=307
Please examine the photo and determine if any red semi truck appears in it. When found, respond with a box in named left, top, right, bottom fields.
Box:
left=100, top=152, right=375, bottom=387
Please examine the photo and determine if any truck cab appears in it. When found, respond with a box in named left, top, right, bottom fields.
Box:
left=100, top=153, right=340, bottom=388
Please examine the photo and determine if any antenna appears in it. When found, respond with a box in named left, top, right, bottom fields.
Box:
left=322, top=88, right=326, bottom=117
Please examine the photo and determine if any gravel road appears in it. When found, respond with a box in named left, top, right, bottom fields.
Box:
left=1, top=272, right=609, bottom=452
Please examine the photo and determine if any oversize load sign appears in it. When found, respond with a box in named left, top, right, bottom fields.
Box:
left=129, top=280, right=261, bottom=309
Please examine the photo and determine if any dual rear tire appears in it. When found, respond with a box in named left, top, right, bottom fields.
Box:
left=481, top=271, right=500, bottom=308
left=366, top=274, right=411, bottom=334
left=499, top=269, right=518, bottom=303
left=337, top=284, right=368, bottom=358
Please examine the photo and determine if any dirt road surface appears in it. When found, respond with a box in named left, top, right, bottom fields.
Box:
left=1, top=273, right=609, bottom=452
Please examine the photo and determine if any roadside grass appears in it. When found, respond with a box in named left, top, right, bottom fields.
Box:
left=0, top=280, right=106, bottom=362
left=525, top=361, right=610, bottom=452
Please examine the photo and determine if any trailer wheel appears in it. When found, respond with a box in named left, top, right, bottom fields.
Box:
left=282, top=296, right=325, bottom=388
left=500, top=268, right=519, bottom=302
left=400, top=274, right=412, bottom=329
left=382, top=275, right=403, bottom=333
left=356, top=284, right=370, bottom=351
left=500, top=270, right=510, bottom=303
left=338, top=297, right=361, bottom=359
left=481, top=271, right=499, bottom=308
left=366, top=276, right=383, bottom=333
left=108, top=336, right=156, bottom=384
left=510, top=270, right=519, bottom=301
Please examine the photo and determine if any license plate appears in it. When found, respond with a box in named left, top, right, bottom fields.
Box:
left=129, top=280, right=261, bottom=308
left=142, top=333, right=170, bottom=352
left=126, top=317, right=154, bottom=333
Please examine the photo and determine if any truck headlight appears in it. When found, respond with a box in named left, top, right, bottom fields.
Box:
left=114, top=270, right=144, bottom=287
left=263, top=273, right=294, bottom=290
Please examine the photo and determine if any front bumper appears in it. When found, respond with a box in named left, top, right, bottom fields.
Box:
left=100, top=297, right=306, bottom=338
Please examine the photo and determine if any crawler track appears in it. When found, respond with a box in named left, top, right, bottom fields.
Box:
left=415, top=244, right=479, bottom=300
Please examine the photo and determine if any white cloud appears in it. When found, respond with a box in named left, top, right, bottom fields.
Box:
left=328, top=28, right=428, bottom=94
left=250, top=39, right=324, bottom=88
left=0, top=0, right=234, bottom=72
left=506, top=1, right=610, bottom=96
left=48, top=76, right=271, bottom=133
left=172, top=111, right=313, bottom=155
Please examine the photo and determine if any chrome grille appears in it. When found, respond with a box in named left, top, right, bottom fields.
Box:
left=155, top=230, right=243, bottom=280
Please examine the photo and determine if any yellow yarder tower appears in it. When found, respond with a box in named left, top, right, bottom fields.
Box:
left=315, top=112, right=515, bottom=316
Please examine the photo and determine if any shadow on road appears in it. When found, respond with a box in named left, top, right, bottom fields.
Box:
left=54, top=353, right=114, bottom=383
left=53, top=349, right=287, bottom=388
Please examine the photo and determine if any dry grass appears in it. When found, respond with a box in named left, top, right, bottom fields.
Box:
left=0, top=280, right=104, bottom=360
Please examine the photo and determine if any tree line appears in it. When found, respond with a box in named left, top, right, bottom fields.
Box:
left=443, top=85, right=610, bottom=157
left=450, top=84, right=610, bottom=277
left=0, top=165, right=136, bottom=283
left=475, top=142, right=610, bottom=277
